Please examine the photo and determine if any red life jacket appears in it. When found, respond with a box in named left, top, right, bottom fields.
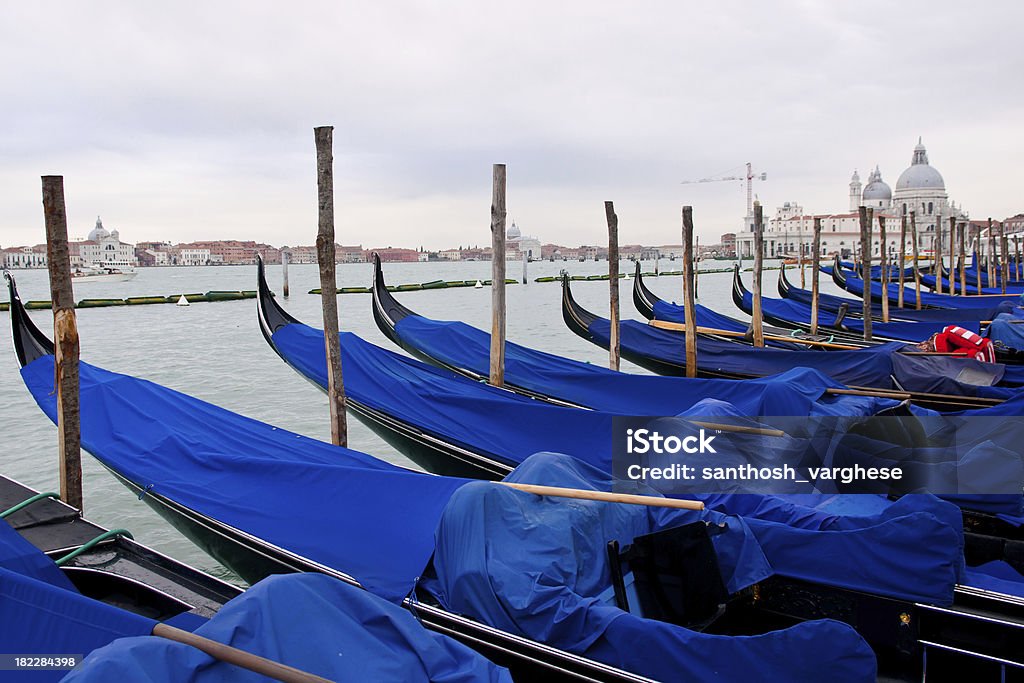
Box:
left=933, top=325, right=996, bottom=363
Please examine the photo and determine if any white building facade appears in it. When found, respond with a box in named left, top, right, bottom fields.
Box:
left=77, top=217, right=138, bottom=267
left=735, top=139, right=967, bottom=260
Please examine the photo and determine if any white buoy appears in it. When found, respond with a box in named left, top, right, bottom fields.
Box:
left=474, top=279, right=483, bottom=289
left=176, top=295, right=190, bottom=307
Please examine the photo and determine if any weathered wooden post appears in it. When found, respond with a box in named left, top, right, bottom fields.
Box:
left=987, top=218, right=996, bottom=291
left=898, top=214, right=907, bottom=309
left=752, top=202, right=765, bottom=348
left=910, top=211, right=921, bottom=310
left=959, top=222, right=967, bottom=295
left=1011, top=232, right=1019, bottom=280
left=799, top=239, right=806, bottom=289
left=810, top=217, right=821, bottom=335
left=313, top=126, right=348, bottom=448
left=1001, top=224, right=1009, bottom=294
left=606, top=201, right=620, bottom=371
left=934, top=212, right=943, bottom=295
left=859, top=206, right=873, bottom=340
left=947, top=217, right=955, bottom=295
left=879, top=215, right=889, bottom=322
left=694, top=236, right=700, bottom=301
left=490, top=164, right=507, bottom=387
left=682, top=206, right=698, bottom=377
left=42, top=176, right=83, bottom=511
left=521, top=250, right=528, bottom=285
left=282, top=249, right=290, bottom=298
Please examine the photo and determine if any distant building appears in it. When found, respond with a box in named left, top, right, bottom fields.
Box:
left=736, top=139, right=968, bottom=259
left=505, top=221, right=542, bottom=260
left=179, top=247, right=212, bottom=266
left=77, top=217, right=137, bottom=267
left=1, top=245, right=47, bottom=269
left=720, top=233, right=736, bottom=257
left=178, top=240, right=280, bottom=265
left=336, top=245, right=366, bottom=263
left=373, top=247, right=420, bottom=262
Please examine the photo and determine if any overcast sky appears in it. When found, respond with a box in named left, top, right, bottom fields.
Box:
left=1, top=1, right=1021, bottom=249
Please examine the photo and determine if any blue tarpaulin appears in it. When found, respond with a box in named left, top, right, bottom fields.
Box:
left=390, top=314, right=899, bottom=417
left=422, top=454, right=877, bottom=682
left=21, top=355, right=469, bottom=602
left=64, top=574, right=512, bottom=683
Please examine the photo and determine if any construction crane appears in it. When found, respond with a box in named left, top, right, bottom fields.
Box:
left=681, top=162, right=767, bottom=220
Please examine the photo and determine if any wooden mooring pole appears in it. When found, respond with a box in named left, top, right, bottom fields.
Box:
left=810, top=217, right=821, bottom=335
left=910, top=211, right=921, bottom=310
left=1001, top=224, right=1009, bottom=294
left=681, top=206, right=698, bottom=377
left=959, top=222, right=967, bottom=295
left=751, top=202, right=765, bottom=348
left=947, top=217, right=955, bottom=296
left=606, top=201, right=620, bottom=371
left=313, top=126, right=348, bottom=448
left=859, top=206, right=873, bottom=340
left=987, top=218, right=995, bottom=292
left=282, top=249, right=290, bottom=298
left=897, top=214, right=907, bottom=309
left=42, top=176, right=83, bottom=512
left=879, top=215, right=889, bottom=323
left=490, top=164, right=507, bottom=387
left=934, top=212, right=943, bottom=295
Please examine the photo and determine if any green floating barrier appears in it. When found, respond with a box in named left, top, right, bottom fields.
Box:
left=421, top=280, right=447, bottom=290
left=444, top=280, right=470, bottom=287
left=125, top=296, right=168, bottom=305
left=24, top=300, right=52, bottom=310
left=396, top=283, right=423, bottom=292
left=570, top=275, right=587, bottom=281
left=533, top=276, right=556, bottom=283
left=339, top=287, right=371, bottom=294
left=385, top=286, right=397, bottom=292
left=205, top=290, right=245, bottom=301
left=241, top=290, right=257, bottom=298
left=641, top=271, right=656, bottom=276
left=0, top=302, right=9, bottom=312
left=585, top=274, right=607, bottom=281
left=77, top=299, right=127, bottom=308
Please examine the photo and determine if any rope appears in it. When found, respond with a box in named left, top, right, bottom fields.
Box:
left=0, top=492, right=61, bottom=519
left=55, top=529, right=134, bottom=566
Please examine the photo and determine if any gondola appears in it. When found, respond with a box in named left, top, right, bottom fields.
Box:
left=369, top=260, right=1024, bottom=552
left=565, top=274, right=1020, bottom=410
left=832, top=256, right=1020, bottom=310
left=733, top=267, right=968, bottom=344
left=777, top=264, right=1008, bottom=323
left=9, top=277, right=889, bottom=682
left=629, top=262, right=834, bottom=349
left=0, top=473, right=241, bottom=681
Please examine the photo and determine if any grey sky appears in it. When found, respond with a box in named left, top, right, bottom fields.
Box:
left=2, top=1, right=1021, bottom=249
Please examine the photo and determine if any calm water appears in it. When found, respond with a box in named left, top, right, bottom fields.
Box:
left=1, top=257, right=823, bottom=583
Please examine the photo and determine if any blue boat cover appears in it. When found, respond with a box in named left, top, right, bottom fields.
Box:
left=783, top=273, right=1008, bottom=321
left=838, top=268, right=1019, bottom=309
left=21, top=355, right=469, bottom=602
left=389, top=314, right=900, bottom=417
left=963, top=561, right=1024, bottom=599
left=988, top=313, right=1024, bottom=350
left=732, top=286, right=970, bottom=342
left=0, top=520, right=77, bottom=591
left=64, top=574, right=511, bottom=683
left=585, top=317, right=1017, bottom=398
left=421, top=453, right=877, bottom=682
left=0, top=567, right=156, bottom=683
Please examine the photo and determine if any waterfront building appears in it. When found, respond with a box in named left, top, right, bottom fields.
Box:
left=735, top=139, right=968, bottom=259
left=1, top=245, right=48, bottom=269
left=506, top=221, right=542, bottom=260
left=77, top=217, right=138, bottom=267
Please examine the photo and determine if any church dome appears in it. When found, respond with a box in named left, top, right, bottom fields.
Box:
left=862, top=166, right=891, bottom=200
left=506, top=221, right=521, bottom=240
left=87, top=216, right=110, bottom=241
left=895, top=138, right=944, bottom=191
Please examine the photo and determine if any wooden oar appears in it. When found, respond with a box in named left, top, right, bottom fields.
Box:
left=501, top=483, right=705, bottom=510
left=649, top=319, right=862, bottom=350
left=153, top=624, right=332, bottom=683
